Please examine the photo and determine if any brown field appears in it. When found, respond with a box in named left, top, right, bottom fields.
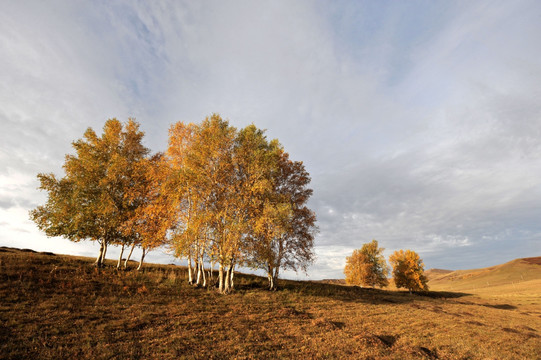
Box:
left=1, top=247, right=540, bottom=359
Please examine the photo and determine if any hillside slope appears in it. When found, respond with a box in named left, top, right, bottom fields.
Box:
left=428, top=257, right=541, bottom=295
left=424, top=269, right=453, bottom=282
left=1, top=247, right=541, bottom=359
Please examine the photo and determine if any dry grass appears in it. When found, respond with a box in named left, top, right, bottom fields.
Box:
left=1, top=247, right=540, bottom=359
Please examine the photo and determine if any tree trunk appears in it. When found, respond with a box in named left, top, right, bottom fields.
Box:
left=117, top=244, right=125, bottom=270
left=195, top=256, right=201, bottom=286
left=124, top=243, right=135, bottom=269
left=218, top=263, right=224, bottom=293
left=272, top=267, right=280, bottom=291
left=95, top=240, right=108, bottom=267
left=267, top=264, right=275, bottom=290
left=102, top=241, right=108, bottom=265
left=224, top=266, right=231, bottom=294
left=137, top=248, right=146, bottom=271
left=95, top=241, right=104, bottom=267
left=200, top=257, right=206, bottom=288
left=187, top=253, right=193, bottom=284
left=229, top=263, right=234, bottom=291
left=268, top=274, right=274, bottom=291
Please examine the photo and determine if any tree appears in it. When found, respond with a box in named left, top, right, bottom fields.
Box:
left=30, top=119, right=150, bottom=267
left=389, top=249, right=429, bottom=292
left=167, top=115, right=238, bottom=293
left=121, top=153, right=173, bottom=270
left=249, top=149, right=317, bottom=290
left=344, top=240, right=389, bottom=288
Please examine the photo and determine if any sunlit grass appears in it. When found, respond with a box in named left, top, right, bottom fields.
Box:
left=1, top=247, right=540, bottom=359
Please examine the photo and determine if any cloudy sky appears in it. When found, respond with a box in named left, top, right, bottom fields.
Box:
left=1, top=1, right=540, bottom=279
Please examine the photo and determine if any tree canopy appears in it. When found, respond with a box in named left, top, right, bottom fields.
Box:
left=30, top=118, right=150, bottom=267
left=344, top=240, right=389, bottom=288
left=389, top=249, right=429, bottom=292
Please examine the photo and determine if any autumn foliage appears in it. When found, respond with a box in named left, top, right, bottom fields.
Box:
left=389, top=249, right=429, bottom=292
left=30, top=115, right=317, bottom=293
left=166, top=115, right=316, bottom=292
left=30, top=119, right=150, bottom=268
left=344, top=240, right=389, bottom=288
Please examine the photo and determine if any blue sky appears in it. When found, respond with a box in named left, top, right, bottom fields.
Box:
left=1, top=1, right=540, bottom=279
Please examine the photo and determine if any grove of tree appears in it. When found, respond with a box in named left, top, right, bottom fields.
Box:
left=30, top=115, right=317, bottom=293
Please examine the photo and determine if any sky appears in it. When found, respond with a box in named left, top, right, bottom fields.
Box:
left=1, top=0, right=540, bottom=280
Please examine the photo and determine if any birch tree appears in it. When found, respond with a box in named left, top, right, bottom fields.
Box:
left=344, top=240, right=389, bottom=288
left=252, top=150, right=317, bottom=290
left=389, top=249, right=429, bottom=292
left=167, top=115, right=238, bottom=292
left=30, top=119, right=149, bottom=267
left=121, top=153, right=173, bottom=270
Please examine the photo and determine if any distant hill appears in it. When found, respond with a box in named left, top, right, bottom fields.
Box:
left=424, top=268, right=453, bottom=281
left=427, top=257, right=541, bottom=293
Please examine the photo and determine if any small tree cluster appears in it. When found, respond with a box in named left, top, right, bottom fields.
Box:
left=30, top=115, right=317, bottom=293
left=344, top=240, right=389, bottom=288
left=167, top=116, right=317, bottom=293
left=344, top=241, right=428, bottom=292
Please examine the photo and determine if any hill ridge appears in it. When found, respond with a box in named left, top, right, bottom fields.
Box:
left=427, top=256, right=541, bottom=292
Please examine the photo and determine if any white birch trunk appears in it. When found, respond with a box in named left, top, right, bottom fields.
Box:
left=95, top=241, right=108, bottom=267
left=223, top=262, right=234, bottom=294
left=267, top=264, right=274, bottom=290
left=228, top=262, right=235, bottom=291
left=272, top=267, right=279, bottom=291
left=137, top=248, right=146, bottom=271
left=195, top=259, right=202, bottom=286
left=95, top=241, right=104, bottom=266
left=124, top=244, right=135, bottom=269
left=201, top=258, right=207, bottom=288
left=117, top=244, right=125, bottom=269
left=187, top=252, right=193, bottom=284
left=218, top=263, right=224, bottom=293
left=102, top=241, right=108, bottom=265
left=224, top=267, right=230, bottom=294
left=268, top=275, right=274, bottom=291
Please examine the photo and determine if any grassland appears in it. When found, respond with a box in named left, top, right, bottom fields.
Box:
left=1, top=247, right=540, bottom=359
left=427, top=258, right=541, bottom=312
